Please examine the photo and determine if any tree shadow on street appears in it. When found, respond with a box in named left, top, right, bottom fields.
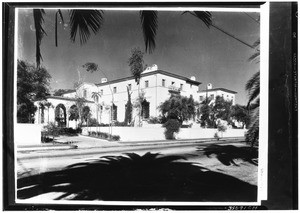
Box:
left=17, top=152, right=257, bottom=201
left=201, top=144, right=258, bottom=166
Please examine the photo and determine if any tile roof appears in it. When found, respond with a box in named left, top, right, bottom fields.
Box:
left=198, top=88, right=237, bottom=94
left=46, top=96, right=94, bottom=103
left=95, top=70, right=201, bottom=86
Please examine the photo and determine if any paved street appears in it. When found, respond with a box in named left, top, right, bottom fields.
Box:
left=16, top=137, right=259, bottom=202
left=17, top=137, right=257, bottom=186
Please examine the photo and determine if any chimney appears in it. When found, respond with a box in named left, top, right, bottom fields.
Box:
left=101, top=78, right=107, bottom=83
left=207, top=83, right=212, bottom=90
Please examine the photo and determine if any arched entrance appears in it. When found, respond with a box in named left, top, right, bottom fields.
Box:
left=55, top=104, right=67, bottom=127
left=82, top=106, right=91, bottom=124
left=69, top=105, right=79, bottom=121
left=68, top=104, right=79, bottom=128
left=141, top=100, right=150, bottom=119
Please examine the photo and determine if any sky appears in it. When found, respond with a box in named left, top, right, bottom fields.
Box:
left=17, top=8, right=260, bottom=105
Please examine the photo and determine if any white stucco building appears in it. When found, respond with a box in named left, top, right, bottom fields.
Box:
left=198, top=83, right=237, bottom=105
left=34, top=65, right=237, bottom=127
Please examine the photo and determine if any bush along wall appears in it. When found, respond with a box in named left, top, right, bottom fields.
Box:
left=163, top=119, right=181, bottom=140
left=88, top=131, right=120, bottom=141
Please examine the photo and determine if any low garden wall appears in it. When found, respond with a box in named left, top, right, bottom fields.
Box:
left=82, top=126, right=247, bottom=142
left=15, top=124, right=43, bottom=146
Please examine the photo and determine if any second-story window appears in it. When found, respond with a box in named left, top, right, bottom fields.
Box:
left=145, top=80, right=149, bottom=88
left=210, top=94, right=214, bottom=99
left=200, top=96, right=203, bottom=101
left=128, top=84, right=132, bottom=90
left=162, top=79, right=165, bottom=87
left=113, top=87, right=117, bottom=93
left=100, top=89, right=103, bottom=95
left=83, top=89, right=87, bottom=98
left=171, top=81, right=175, bottom=85
left=180, top=84, right=183, bottom=90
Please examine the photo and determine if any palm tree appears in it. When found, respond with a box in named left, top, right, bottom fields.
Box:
left=32, top=9, right=212, bottom=67
left=82, top=63, right=114, bottom=136
left=245, top=39, right=260, bottom=146
left=128, top=47, right=145, bottom=127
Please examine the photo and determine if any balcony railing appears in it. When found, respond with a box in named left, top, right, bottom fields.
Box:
left=168, top=85, right=181, bottom=94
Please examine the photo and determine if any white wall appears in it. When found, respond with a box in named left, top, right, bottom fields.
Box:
left=82, top=126, right=247, bottom=142
left=15, top=124, right=42, bottom=145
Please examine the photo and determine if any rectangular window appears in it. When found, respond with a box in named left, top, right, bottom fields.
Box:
left=171, top=81, right=175, bottom=85
left=200, top=96, right=203, bottom=101
left=180, top=84, right=183, bottom=90
left=128, top=84, right=131, bottom=90
left=210, top=94, right=214, bottom=99
left=100, top=89, right=103, bottom=95
left=162, top=79, right=165, bottom=87
left=113, top=87, right=117, bottom=93
left=145, top=80, right=149, bottom=88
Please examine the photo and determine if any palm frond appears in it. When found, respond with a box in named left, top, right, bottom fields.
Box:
left=82, top=62, right=99, bottom=73
left=33, top=9, right=47, bottom=67
left=140, top=10, right=158, bottom=54
left=69, top=10, right=104, bottom=44
left=245, top=71, right=260, bottom=92
left=252, top=38, right=260, bottom=49
left=247, top=84, right=260, bottom=107
left=248, top=39, right=260, bottom=63
left=248, top=51, right=260, bottom=63
left=55, top=9, right=65, bottom=47
left=182, top=11, right=212, bottom=28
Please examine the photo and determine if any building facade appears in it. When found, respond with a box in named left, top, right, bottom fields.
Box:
left=34, top=65, right=237, bottom=127
left=198, top=83, right=237, bottom=105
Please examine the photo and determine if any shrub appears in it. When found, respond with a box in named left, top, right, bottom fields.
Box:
left=148, top=116, right=161, bottom=124
left=88, top=118, right=99, bottom=127
left=88, top=131, right=120, bottom=141
left=214, top=132, right=220, bottom=140
left=163, top=119, right=181, bottom=140
left=110, top=135, right=121, bottom=141
left=57, top=127, right=78, bottom=136
left=76, top=127, right=82, bottom=133
left=113, top=121, right=130, bottom=126
left=44, top=122, right=60, bottom=137
left=41, top=131, right=54, bottom=143
left=216, top=120, right=227, bottom=139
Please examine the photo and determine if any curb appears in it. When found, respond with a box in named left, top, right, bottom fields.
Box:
left=17, top=137, right=245, bottom=152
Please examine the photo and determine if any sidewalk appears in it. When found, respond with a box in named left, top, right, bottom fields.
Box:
left=17, top=135, right=245, bottom=152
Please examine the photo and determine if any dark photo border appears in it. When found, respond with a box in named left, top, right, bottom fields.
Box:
left=2, top=1, right=298, bottom=210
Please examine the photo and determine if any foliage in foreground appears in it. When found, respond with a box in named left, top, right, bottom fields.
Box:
left=245, top=39, right=260, bottom=146
left=17, top=152, right=257, bottom=201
